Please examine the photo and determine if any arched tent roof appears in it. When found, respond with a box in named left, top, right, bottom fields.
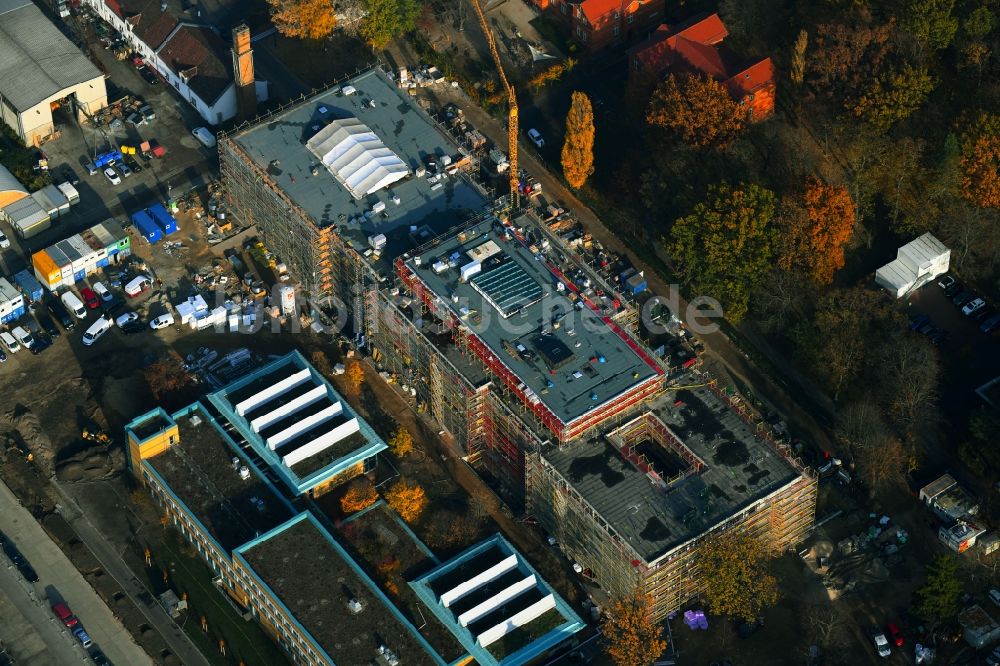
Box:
left=0, top=163, right=27, bottom=209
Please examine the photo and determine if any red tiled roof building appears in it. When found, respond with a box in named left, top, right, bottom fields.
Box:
left=627, top=13, right=776, bottom=121
left=540, top=0, right=665, bottom=52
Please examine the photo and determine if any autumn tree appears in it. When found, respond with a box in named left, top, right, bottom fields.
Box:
left=777, top=179, right=855, bottom=284
left=359, top=0, right=420, bottom=49
left=961, top=113, right=1000, bottom=208
left=267, top=0, right=337, bottom=40
left=561, top=92, right=595, bottom=189
left=790, top=30, right=808, bottom=85
left=600, top=589, right=667, bottom=666
left=667, top=183, right=777, bottom=322
left=344, top=359, right=365, bottom=395
left=388, top=426, right=414, bottom=458
left=384, top=479, right=427, bottom=523
left=646, top=73, right=746, bottom=149
left=309, top=349, right=333, bottom=376
left=810, top=8, right=894, bottom=102
left=144, top=356, right=192, bottom=402
left=527, top=59, right=576, bottom=90
left=916, top=555, right=962, bottom=621
left=899, top=0, right=958, bottom=54
left=699, top=530, right=779, bottom=622
left=850, top=65, right=935, bottom=130
left=958, top=7, right=994, bottom=77
left=340, top=478, right=378, bottom=513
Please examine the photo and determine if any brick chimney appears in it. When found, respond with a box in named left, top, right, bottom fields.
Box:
left=231, top=24, right=256, bottom=121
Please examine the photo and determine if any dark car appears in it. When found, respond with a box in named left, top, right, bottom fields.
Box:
left=909, top=313, right=930, bottom=330
left=47, top=298, right=74, bottom=331
left=88, top=648, right=110, bottom=665
left=120, top=320, right=145, bottom=335
left=981, top=313, right=1000, bottom=334
left=34, top=311, right=60, bottom=338
left=138, top=65, right=159, bottom=85
left=928, top=329, right=949, bottom=345
left=972, top=306, right=994, bottom=323
left=18, top=562, right=38, bottom=583
left=28, top=335, right=51, bottom=355
left=944, top=281, right=963, bottom=298
left=953, top=290, right=976, bottom=307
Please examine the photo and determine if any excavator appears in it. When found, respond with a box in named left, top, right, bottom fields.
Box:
left=470, top=0, right=520, bottom=211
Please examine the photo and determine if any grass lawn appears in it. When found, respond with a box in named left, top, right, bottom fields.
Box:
left=160, top=536, right=291, bottom=666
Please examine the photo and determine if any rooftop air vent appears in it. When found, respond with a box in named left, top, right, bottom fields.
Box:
left=347, top=598, right=364, bottom=613
left=189, top=415, right=202, bottom=426
left=239, top=466, right=250, bottom=480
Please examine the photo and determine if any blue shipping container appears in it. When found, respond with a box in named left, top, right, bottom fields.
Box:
left=147, top=203, right=178, bottom=235
left=12, top=269, right=43, bottom=303
left=132, top=210, right=163, bottom=244
left=0, top=304, right=25, bottom=324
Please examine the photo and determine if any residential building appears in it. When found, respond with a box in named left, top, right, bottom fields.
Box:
left=82, top=0, right=267, bottom=125
left=0, top=0, right=108, bottom=145
left=546, top=0, right=665, bottom=51
left=628, top=13, right=776, bottom=121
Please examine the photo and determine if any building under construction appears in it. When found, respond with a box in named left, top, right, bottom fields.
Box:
left=219, top=65, right=816, bottom=619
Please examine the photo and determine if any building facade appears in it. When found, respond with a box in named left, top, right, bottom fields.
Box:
left=546, top=0, right=664, bottom=51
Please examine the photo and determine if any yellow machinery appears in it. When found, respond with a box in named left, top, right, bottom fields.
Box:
left=470, top=0, right=520, bottom=211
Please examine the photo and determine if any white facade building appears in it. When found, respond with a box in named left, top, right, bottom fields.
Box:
left=875, top=232, right=950, bottom=298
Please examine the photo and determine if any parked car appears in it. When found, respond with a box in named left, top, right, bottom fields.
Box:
left=0, top=348, right=7, bottom=363
left=47, top=298, right=75, bottom=330
left=34, top=311, right=60, bottom=338
left=149, top=313, right=174, bottom=330
left=118, top=163, right=132, bottom=178
left=138, top=65, right=159, bottom=85
left=870, top=627, right=891, bottom=657
left=115, top=311, right=139, bottom=328
left=944, top=281, right=963, bottom=298
left=82, top=316, right=112, bottom=346
left=103, top=167, right=121, bottom=185
left=29, top=335, right=51, bottom=355
left=527, top=128, right=544, bottom=148
left=909, top=313, right=930, bottom=330
left=18, top=562, right=38, bottom=583
left=938, top=275, right=956, bottom=289
left=124, top=275, right=152, bottom=297
left=89, top=648, right=110, bottom=666
left=192, top=127, right=216, bottom=148
left=953, top=290, right=976, bottom=307
left=72, top=627, right=92, bottom=648
left=85, top=161, right=98, bottom=176
left=0, top=229, right=9, bottom=249
left=962, top=297, right=986, bottom=315
left=0, top=331, right=20, bottom=354
left=61, top=291, right=87, bottom=319
left=12, top=326, right=34, bottom=350
left=885, top=622, right=904, bottom=647
left=80, top=287, right=100, bottom=309
left=51, top=602, right=79, bottom=628
left=928, top=329, right=949, bottom=345
left=981, top=313, right=1000, bottom=334
left=92, top=281, right=113, bottom=303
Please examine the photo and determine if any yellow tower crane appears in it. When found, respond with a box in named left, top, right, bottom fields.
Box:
left=470, top=0, right=520, bottom=211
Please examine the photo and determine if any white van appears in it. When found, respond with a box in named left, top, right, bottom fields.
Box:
left=61, top=291, right=87, bottom=320
left=125, top=275, right=152, bottom=297
left=0, top=331, right=20, bottom=354
left=93, top=281, right=113, bottom=302
left=12, top=326, right=34, bottom=350
left=82, top=316, right=111, bottom=346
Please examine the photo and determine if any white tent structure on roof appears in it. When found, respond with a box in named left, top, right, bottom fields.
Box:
left=306, top=117, right=410, bottom=199
left=875, top=232, right=950, bottom=298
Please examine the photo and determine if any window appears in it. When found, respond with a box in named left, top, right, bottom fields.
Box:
left=613, top=24, right=620, bottom=36
left=561, top=3, right=567, bottom=14
left=627, top=13, right=635, bottom=23
left=613, top=10, right=620, bottom=19
left=577, top=25, right=588, bottom=40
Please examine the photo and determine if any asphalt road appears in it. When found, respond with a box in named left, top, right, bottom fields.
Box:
left=50, top=482, right=212, bottom=666
left=0, top=479, right=151, bottom=666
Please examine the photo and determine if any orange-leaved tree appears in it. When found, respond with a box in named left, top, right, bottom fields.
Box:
left=803, top=179, right=855, bottom=284
left=561, top=91, right=595, bottom=189
left=961, top=113, right=1000, bottom=208
left=267, top=0, right=337, bottom=40
left=600, top=589, right=667, bottom=666
left=384, top=479, right=427, bottom=523
left=646, top=73, right=746, bottom=149
left=388, top=426, right=414, bottom=458
left=340, top=479, right=378, bottom=514
left=344, top=359, right=365, bottom=395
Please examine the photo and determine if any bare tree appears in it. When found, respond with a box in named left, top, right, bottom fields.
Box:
left=837, top=402, right=910, bottom=495
left=804, top=604, right=847, bottom=651
left=877, top=336, right=940, bottom=430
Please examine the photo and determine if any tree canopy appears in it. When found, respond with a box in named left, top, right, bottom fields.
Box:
left=359, top=0, right=420, bottom=49
left=778, top=179, right=855, bottom=284
left=267, top=0, right=338, bottom=40
left=698, top=530, right=779, bottom=622
left=667, top=183, right=777, bottom=322
left=916, top=555, right=962, bottom=621
left=961, top=113, right=1000, bottom=207
left=384, top=479, right=427, bottom=523
left=562, top=91, right=595, bottom=189
left=600, top=590, right=667, bottom=666
left=646, top=74, right=746, bottom=149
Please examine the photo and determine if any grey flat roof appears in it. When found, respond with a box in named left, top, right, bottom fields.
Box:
left=230, top=68, right=488, bottom=274
left=0, top=0, right=103, bottom=112
left=542, top=387, right=800, bottom=561
left=404, top=217, right=659, bottom=426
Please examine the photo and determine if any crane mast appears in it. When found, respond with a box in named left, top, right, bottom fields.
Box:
left=470, top=0, right=520, bottom=211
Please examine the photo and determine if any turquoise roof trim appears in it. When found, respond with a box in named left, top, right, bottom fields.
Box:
left=409, top=533, right=586, bottom=666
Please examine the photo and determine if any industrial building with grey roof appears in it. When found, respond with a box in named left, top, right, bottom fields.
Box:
left=0, top=0, right=107, bottom=145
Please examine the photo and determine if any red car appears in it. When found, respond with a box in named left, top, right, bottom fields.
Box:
left=885, top=622, right=904, bottom=647
left=51, top=602, right=78, bottom=627
left=80, top=287, right=100, bottom=309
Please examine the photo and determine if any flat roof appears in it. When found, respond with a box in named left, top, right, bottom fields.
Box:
left=410, top=534, right=585, bottom=666
left=236, top=512, right=445, bottom=665
left=0, top=0, right=104, bottom=112
left=228, top=68, right=488, bottom=274
left=403, top=217, right=660, bottom=426
left=541, top=386, right=801, bottom=562
left=208, top=351, right=387, bottom=496
left=338, top=501, right=468, bottom=662
left=141, top=404, right=294, bottom=553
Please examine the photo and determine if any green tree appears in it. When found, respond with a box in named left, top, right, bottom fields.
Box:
left=600, top=590, right=667, bottom=666
left=561, top=91, right=595, bottom=189
left=359, top=0, right=420, bottom=49
left=900, top=0, right=958, bottom=52
left=699, top=530, right=779, bottom=622
left=916, top=555, right=962, bottom=621
left=667, top=183, right=777, bottom=322
left=850, top=65, right=935, bottom=130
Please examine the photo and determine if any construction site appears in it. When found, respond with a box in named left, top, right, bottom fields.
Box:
left=214, top=58, right=817, bottom=620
